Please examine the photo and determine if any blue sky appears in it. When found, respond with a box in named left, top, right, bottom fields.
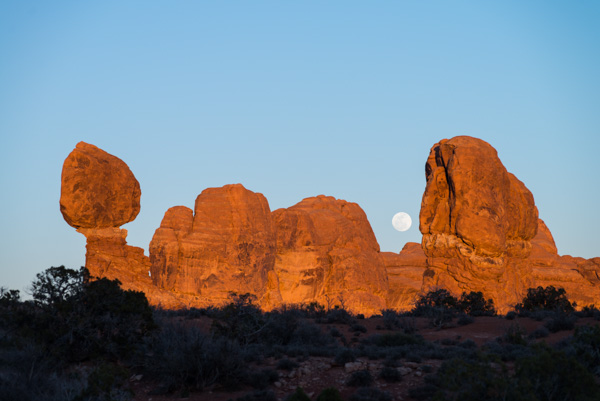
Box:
left=1, top=1, right=599, bottom=293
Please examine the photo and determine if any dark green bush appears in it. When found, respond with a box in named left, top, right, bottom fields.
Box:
left=276, top=358, right=300, bottom=371
left=285, top=387, right=311, bottom=401
left=458, top=291, right=496, bottom=316
left=246, top=368, right=278, bottom=390
left=365, top=332, right=425, bottom=347
left=143, top=322, right=246, bottom=394
left=349, top=387, right=392, bottom=401
left=235, top=389, right=277, bottom=401
left=379, top=366, right=402, bottom=383
left=544, top=309, right=577, bottom=333
left=515, top=344, right=600, bottom=401
left=316, top=387, right=343, bottom=401
left=457, top=313, right=474, bottom=326
left=563, top=324, right=600, bottom=375
left=516, top=286, right=574, bottom=313
left=334, top=347, right=356, bottom=365
left=346, top=369, right=374, bottom=387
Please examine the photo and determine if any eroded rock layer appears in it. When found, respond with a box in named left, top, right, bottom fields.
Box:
left=60, top=139, right=600, bottom=316
left=149, top=184, right=281, bottom=308
left=419, top=136, right=600, bottom=312
left=272, top=195, right=389, bottom=315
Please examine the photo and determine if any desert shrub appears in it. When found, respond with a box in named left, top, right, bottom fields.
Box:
left=381, top=309, right=400, bottom=329
left=502, top=323, right=528, bottom=346
left=413, top=289, right=458, bottom=315
left=349, top=387, right=392, bottom=401
left=285, top=387, right=311, bottom=401
left=330, top=327, right=342, bottom=337
left=71, top=277, right=154, bottom=360
left=483, top=341, right=533, bottom=362
left=143, top=322, right=246, bottom=394
left=575, top=305, right=600, bottom=319
left=235, top=389, right=277, bottom=401
left=408, top=383, right=437, bottom=401
left=425, top=356, right=511, bottom=401
left=458, top=291, right=496, bottom=316
left=334, top=347, right=356, bottom=365
left=302, top=301, right=327, bottom=319
left=246, top=368, right=279, bottom=390
left=515, top=344, right=600, bottom=401
left=261, top=309, right=299, bottom=345
left=562, top=324, right=600, bottom=375
left=504, top=311, right=516, bottom=320
left=529, top=326, right=550, bottom=339
left=0, top=342, right=85, bottom=401
left=346, top=369, right=374, bottom=387
left=457, top=313, right=474, bottom=326
left=325, top=307, right=355, bottom=324
left=30, top=266, right=84, bottom=310
left=544, top=309, right=577, bottom=333
left=350, top=323, right=367, bottom=333
left=365, top=332, right=424, bottom=347
left=516, top=286, right=574, bottom=313
left=277, top=358, right=300, bottom=371
left=291, top=320, right=335, bottom=348
left=210, top=293, right=266, bottom=345
left=316, top=387, right=343, bottom=401
left=459, top=339, right=476, bottom=349
left=16, top=267, right=154, bottom=362
left=80, top=362, right=132, bottom=401
left=379, top=366, right=402, bottom=383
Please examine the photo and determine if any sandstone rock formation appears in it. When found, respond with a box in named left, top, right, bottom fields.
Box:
left=529, top=219, right=600, bottom=307
left=149, top=184, right=281, bottom=308
left=60, top=142, right=182, bottom=308
left=60, top=139, right=600, bottom=316
left=383, top=242, right=427, bottom=311
left=60, top=142, right=141, bottom=229
left=272, top=195, right=389, bottom=315
left=419, top=136, right=600, bottom=312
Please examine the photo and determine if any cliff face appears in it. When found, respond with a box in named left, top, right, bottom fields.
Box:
left=60, top=142, right=182, bottom=308
left=149, top=184, right=282, bottom=309
left=273, top=195, right=389, bottom=316
left=418, top=136, right=600, bottom=312
left=60, top=139, right=600, bottom=315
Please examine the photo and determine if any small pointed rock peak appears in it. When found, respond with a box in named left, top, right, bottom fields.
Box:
left=60, top=142, right=141, bottom=229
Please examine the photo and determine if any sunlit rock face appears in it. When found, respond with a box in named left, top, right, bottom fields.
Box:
left=419, top=136, right=600, bottom=312
left=383, top=242, right=427, bottom=311
left=149, top=184, right=282, bottom=308
left=60, top=142, right=182, bottom=308
left=60, top=139, right=600, bottom=316
left=272, top=195, right=389, bottom=316
left=529, top=219, right=600, bottom=307
left=60, top=142, right=141, bottom=229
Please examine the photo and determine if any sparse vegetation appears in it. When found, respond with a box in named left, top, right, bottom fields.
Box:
left=2, top=271, right=598, bottom=401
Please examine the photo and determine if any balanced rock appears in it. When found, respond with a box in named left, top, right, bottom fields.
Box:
left=272, top=195, right=389, bottom=315
left=383, top=242, right=427, bottom=311
left=60, top=142, right=141, bottom=229
left=60, top=143, right=182, bottom=308
left=149, top=184, right=281, bottom=308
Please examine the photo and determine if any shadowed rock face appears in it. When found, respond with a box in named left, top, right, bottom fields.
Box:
left=60, top=142, right=141, bottom=229
left=272, top=195, right=389, bottom=315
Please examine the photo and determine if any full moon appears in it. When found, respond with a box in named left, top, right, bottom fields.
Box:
left=392, top=212, right=412, bottom=232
